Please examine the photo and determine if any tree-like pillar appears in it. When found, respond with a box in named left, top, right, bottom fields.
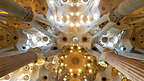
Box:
left=0, top=51, right=37, bottom=77
left=109, top=0, right=144, bottom=23
left=0, top=0, right=33, bottom=22
left=102, top=52, right=144, bottom=81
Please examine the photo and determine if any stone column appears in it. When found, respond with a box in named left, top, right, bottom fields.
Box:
left=102, top=52, right=144, bottom=81
left=109, top=0, right=144, bottom=23
left=0, top=0, right=33, bottom=22
left=0, top=51, right=37, bottom=77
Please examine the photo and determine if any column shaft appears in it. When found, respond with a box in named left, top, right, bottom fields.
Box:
left=0, top=51, right=37, bottom=77
left=109, top=0, right=144, bottom=23
left=0, top=0, right=33, bottom=21
left=102, top=52, right=144, bottom=81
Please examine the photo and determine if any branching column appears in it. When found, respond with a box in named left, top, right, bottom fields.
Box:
left=0, top=0, right=33, bottom=22
left=102, top=52, right=144, bottom=81
left=109, top=0, right=144, bottom=23
left=0, top=51, right=37, bottom=77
